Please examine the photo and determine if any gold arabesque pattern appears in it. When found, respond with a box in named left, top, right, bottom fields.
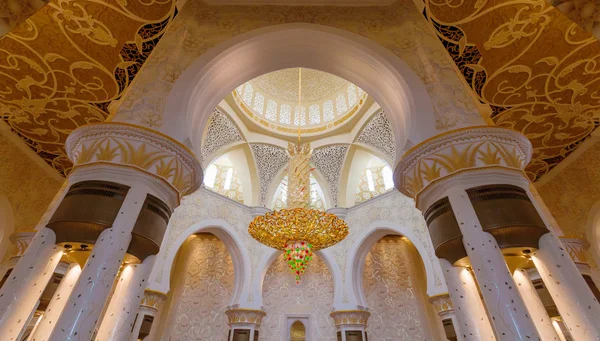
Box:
left=394, top=126, right=532, bottom=199
left=424, top=0, right=600, bottom=180
left=66, top=123, right=202, bottom=197
left=248, top=208, right=348, bottom=250
left=0, top=0, right=176, bottom=175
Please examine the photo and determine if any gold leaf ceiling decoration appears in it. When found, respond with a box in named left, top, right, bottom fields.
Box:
left=0, top=0, right=176, bottom=175
left=424, top=0, right=600, bottom=180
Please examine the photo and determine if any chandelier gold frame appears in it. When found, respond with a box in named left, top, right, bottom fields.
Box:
left=248, top=208, right=348, bottom=251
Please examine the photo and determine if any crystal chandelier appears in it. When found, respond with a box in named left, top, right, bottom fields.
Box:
left=248, top=69, right=349, bottom=283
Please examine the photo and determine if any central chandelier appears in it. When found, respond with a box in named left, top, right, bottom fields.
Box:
left=248, top=68, right=349, bottom=283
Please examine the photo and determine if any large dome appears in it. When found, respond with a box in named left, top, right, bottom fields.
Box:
left=233, top=68, right=367, bottom=136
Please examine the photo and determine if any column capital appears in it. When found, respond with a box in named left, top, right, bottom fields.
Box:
left=559, top=237, right=590, bottom=264
left=394, top=126, right=532, bottom=202
left=224, top=308, right=266, bottom=327
left=329, top=310, right=371, bottom=328
left=66, top=122, right=202, bottom=199
left=428, top=293, right=453, bottom=317
left=8, top=230, right=36, bottom=259
left=141, top=289, right=168, bottom=312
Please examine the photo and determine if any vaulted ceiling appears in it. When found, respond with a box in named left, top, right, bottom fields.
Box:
left=1, top=0, right=599, bottom=182
left=0, top=0, right=176, bottom=175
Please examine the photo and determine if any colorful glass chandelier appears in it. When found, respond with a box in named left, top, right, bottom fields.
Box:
left=248, top=69, right=349, bottom=283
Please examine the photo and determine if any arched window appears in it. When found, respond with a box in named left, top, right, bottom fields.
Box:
left=204, top=164, right=218, bottom=188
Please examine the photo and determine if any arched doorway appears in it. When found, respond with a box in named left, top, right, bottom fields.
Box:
left=159, top=233, right=237, bottom=340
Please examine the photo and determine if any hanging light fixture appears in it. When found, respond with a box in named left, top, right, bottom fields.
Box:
left=248, top=68, right=349, bottom=284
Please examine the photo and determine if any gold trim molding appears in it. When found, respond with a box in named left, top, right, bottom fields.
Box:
left=428, top=293, right=453, bottom=315
left=394, top=126, right=532, bottom=199
left=66, top=123, right=202, bottom=197
left=224, top=308, right=267, bottom=326
left=329, top=310, right=371, bottom=327
left=141, top=289, right=168, bottom=310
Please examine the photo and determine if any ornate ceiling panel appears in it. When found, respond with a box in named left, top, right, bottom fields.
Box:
left=0, top=0, right=176, bottom=175
left=250, top=143, right=289, bottom=205
left=310, top=144, right=349, bottom=207
left=356, top=110, right=396, bottom=162
left=0, top=0, right=49, bottom=36
left=424, top=0, right=600, bottom=180
left=201, top=108, right=243, bottom=164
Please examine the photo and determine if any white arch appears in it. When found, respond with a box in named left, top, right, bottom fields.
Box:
left=252, top=246, right=344, bottom=309
left=164, top=23, right=436, bottom=166
left=346, top=220, right=443, bottom=307
left=149, top=218, right=251, bottom=305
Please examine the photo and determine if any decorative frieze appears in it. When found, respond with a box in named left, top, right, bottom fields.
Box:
left=329, top=310, right=371, bottom=327
left=394, top=126, right=532, bottom=199
left=66, top=122, right=203, bottom=197
left=224, top=308, right=266, bottom=326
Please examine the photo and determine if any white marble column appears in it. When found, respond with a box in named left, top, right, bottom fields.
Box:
left=447, top=188, right=541, bottom=340
left=513, top=268, right=560, bottom=340
left=225, top=309, right=266, bottom=341
left=0, top=228, right=62, bottom=340
left=95, top=256, right=155, bottom=341
left=532, top=233, right=600, bottom=340
left=551, top=318, right=569, bottom=341
left=30, top=262, right=82, bottom=341
left=439, top=259, right=495, bottom=341
left=48, top=186, right=147, bottom=341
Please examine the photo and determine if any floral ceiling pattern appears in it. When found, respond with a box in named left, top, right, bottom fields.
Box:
left=0, top=0, right=176, bottom=175
left=424, top=0, right=600, bottom=180
left=3, top=0, right=599, bottom=183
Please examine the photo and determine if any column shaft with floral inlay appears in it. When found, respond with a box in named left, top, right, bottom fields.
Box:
left=395, top=126, right=545, bottom=340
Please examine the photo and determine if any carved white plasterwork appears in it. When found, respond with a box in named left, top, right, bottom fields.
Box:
left=151, top=188, right=270, bottom=301
left=310, top=145, right=348, bottom=207
left=328, top=190, right=444, bottom=304
left=201, top=108, right=243, bottom=164
left=356, top=111, right=396, bottom=162
left=251, top=143, right=289, bottom=205
left=149, top=187, right=445, bottom=310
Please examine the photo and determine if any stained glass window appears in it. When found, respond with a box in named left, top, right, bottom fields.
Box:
left=309, top=104, right=320, bottom=124
left=294, top=106, right=306, bottom=126
left=336, top=93, right=347, bottom=115
left=280, top=104, right=291, bottom=124
left=323, top=100, right=334, bottom=122
left=242, top=84, right=253, bottom=105
left=266, top=99, right=277, bottom=121
left=347, top=84, right=357, bottom=107
left=253, top=93, right=265, bottom=115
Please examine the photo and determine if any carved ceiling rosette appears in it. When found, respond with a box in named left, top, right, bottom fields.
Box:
left=394, top=126, right=532, bottom=200
left=329, top=310, right=371, bottom=327
left=66, top=123, right=202, bottom=198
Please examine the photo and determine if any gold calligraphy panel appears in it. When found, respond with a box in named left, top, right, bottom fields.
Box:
left=425, top=0, right=600, bottom=180
left=0, top=0, right=176, bottom=175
